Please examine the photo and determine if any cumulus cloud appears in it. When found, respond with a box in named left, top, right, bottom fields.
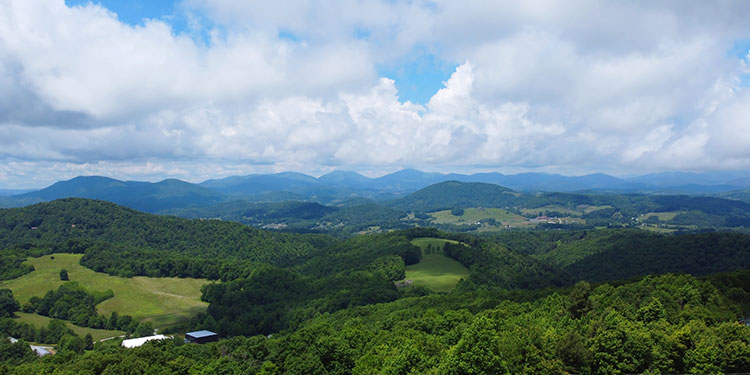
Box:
left=1, top=0, right=750, bottom=187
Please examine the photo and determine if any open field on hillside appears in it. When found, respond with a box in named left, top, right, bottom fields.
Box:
left=429, top=207, right=529, bottom=226
left=520, top=205, right=584, bottom=217
left=402, top=238, right=470, bottom=292
left=0, top=253, right=208, bottom=328
left=15, top=312, right=124, bottom=341
left=400, top=254, right=471, bottom=293
left=520, top=204, right=614, bottom=217
left=641, top=211, right=682, bottom=221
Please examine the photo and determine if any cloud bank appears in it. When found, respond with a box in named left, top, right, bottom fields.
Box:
left=1, top=0, right=749, bottom=187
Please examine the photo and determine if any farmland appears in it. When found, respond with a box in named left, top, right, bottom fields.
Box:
left=0, top=253, right=208, bottom=329
left=429, top=207, right=529, bottom=227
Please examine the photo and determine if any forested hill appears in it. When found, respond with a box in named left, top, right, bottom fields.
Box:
left=0, top=198, right=321, bottom=266
left=482, top=229, right=750, bottom=284
left=389, top=181, right=519, bottom=211
left=5, top=176, right=226, bottom=212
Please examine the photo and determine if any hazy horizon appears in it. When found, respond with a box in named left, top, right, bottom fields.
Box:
left=3, top=167, right=750, bottom=191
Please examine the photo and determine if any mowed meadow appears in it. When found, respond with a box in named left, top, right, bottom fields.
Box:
left=400, top=238, right=470, bottom=292
left=0, top=253, right=208, bottom=329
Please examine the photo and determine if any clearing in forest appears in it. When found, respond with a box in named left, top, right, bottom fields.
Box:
left=0, top=253, right=208, bottom=329
left=400, top=238, right=470, bottom=292
left=15, top=312, right=124, bottom=341
left=429, top=207, right=530, bottom=229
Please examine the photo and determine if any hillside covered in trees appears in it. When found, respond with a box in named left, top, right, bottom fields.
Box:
left=0, top=199, right=749, bottom=374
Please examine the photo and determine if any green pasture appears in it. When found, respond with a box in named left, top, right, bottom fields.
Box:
left=641, top=211, right=682, bottom=221
left=0, top=253, right=208, bottom=329
left=429, top=207, right=528, bottom=226
left=399, top=238, right=471, bottom=292
left=579, top=205, right=614, bottom=214
left=400, top=254, right=471, bottom=293
left=520, top=205, right=584, bottom=217
left=15, top=312, right=124, bottom=341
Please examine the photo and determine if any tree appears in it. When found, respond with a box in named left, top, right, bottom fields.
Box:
left=59, top=269, right=69, bottom=281
left=567, top=281, right=592, bottom=319
left=84, top=333, right=94, bottom=350
left=0, top=289, right=20, bottom=318
left=57, top=334, right=84, bottom=354
left=440, top=316, right=509, bottom=374
left=134, top=322, right=154, bottom=337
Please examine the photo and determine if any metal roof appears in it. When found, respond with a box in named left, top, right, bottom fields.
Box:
left=122, top=335, right=169, bottom=348
left=186, top=330, right=217, bottom=338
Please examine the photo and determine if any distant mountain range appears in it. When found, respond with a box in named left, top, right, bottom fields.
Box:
left=0, top=169, right=749, bottom=212
left=0, top=176, right=224, bottom=212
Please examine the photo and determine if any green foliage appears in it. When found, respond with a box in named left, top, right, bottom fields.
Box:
left=563, top=231, right=750, bottom=282
left=485, top=229, right=750, bottom=284
left=390, top=181, right=517, bottom=212
left=0, top=250, right=34, bottom=281
left=443, top=241, right=568, bottom=289
left=1, top=273, right=749, bottom=374
left=0, top=337, right=35, bottom=366
left=2, top=197, right=750, bottom=374
left=0, top=198, right=319, bottom=272
left=1, top=253, right=205, bottom=330
left=298, top=232, right=421, bottom=277
left=567, top=281, right=592, bottom=319
left=440, top=316, right=508, bottom=374
left=83, top=333, right=93, bottom=350
left=20, top=282, right=149, bottom=335
left=165, top=200, right=411, bottom=237
left=0, top=290, right=19, bottom=318
left=195, top=265, right=399, bottom=337
left=58, top=334, right=84, bottom=354
left=59, top=269, right=68, bottom=281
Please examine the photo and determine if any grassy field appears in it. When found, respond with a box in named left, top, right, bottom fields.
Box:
left=15, top=312, right=124, bottom=341
left=400, top=238, right=471, bottom=292
left=0, top=253, right=208, bottom=329
left=641, top=226, right=678, bottom=233
left=429, top=207, right=529, bottom=226
left=579, top=205, right=614, bottom=214
left=520, top=204, right=614, bottom=217
left=400, top=254, right=470, bottom=293
left=641, top=211, right=682, bottom=221
left=521, top=205, right=584, bottom=217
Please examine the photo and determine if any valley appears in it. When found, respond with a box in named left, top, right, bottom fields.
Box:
left=0, top=176, right=749, bottom=374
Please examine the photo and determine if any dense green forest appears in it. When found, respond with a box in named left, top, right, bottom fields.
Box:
left=1, top=272, right=749, bottom=374
left=1, top=199, right=749, bottom=373
left=0, top=199, right=330, bottom=278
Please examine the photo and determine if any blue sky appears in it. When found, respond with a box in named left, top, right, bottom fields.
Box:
left=1, top=1, right=750, bottom=188
left=65, top=0, right=176, bottom=27
left=64, top=0, right=454, bottom=104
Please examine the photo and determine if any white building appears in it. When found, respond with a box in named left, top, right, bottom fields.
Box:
left=121, top=334, right=169, bottom=348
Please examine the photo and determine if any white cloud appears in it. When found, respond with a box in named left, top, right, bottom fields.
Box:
left=1, top=0, right=750, bottom=187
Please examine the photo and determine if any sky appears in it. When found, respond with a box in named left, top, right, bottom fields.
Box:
left=1, top=1, right=750, bottom=188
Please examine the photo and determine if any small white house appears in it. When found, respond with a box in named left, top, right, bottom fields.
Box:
left=121, top=334, right=169, bottom=348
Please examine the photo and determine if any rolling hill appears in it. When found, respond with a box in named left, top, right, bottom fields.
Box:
left=388, top=181, right=519, bottom=212
left=3, top=176, right=226, bottom=213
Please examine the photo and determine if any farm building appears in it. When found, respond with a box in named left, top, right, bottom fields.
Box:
left=185, top=330, right=218, bottom=344
left=122, top=334, right=169, bottom=348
